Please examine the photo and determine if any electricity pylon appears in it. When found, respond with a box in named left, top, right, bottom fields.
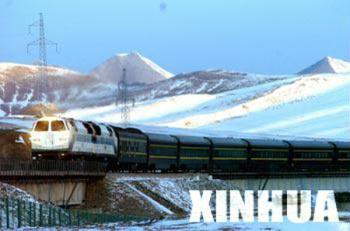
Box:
left=27, top=12, right=58, bottom=103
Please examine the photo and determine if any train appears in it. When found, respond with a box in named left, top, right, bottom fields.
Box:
left=30, top=117, right=350, bottom=173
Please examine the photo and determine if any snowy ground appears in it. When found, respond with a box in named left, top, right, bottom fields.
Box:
left=2, top=73, right=349, bottom=140
left=63, top=73, right=350, bottom=140
left=74, top=174, right=350, bottom=230
left=87, top=218, right=350, bottom=231
left=15, top=218, right=350, bottom=231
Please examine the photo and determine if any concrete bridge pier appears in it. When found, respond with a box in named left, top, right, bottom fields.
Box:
left=12, top=179, right=91, bottom=206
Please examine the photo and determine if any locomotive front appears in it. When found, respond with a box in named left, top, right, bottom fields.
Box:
left=30, top=117, right=71, bottom=158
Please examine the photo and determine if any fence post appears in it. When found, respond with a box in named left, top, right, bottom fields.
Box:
left=58, top=208, right=61, bottom=226
left=17, top=199, right=21, bottom=228
left=53, top=207, right=56, bottom=226
left=23, top=200, right=26, bottom=227
left=0, top=198, right=2, bottom=229
left=5, top=197, right=9, bottom=229
left=33, top=202, right=36, bottom=227
left=48, top=206, right=51, bottom=227
left=29, top=202, right=32, bottom=227
left=77, top=211, right=80, bottom=227
left=68, top=210, right=71, bottom=226
left=39, top=204, right=43, bottom=227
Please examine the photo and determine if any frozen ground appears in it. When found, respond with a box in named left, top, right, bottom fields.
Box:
left=14, top=218, right=350, bottom=231
left=0, top=172, right=348, bottom=230
left=63, top=73, right=350, bottom=140
left=75, top=174, right=350, bottom=230
left=2, top=73, right=350, bottom=141
left=85, top=218, right=350, bottom=231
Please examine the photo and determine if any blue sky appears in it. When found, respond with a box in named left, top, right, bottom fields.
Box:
left=1, top=0, right=350, bottom=74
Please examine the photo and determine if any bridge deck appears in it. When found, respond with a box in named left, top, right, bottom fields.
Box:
left=212, top=171, right=350, bottom=179
left=0, top=160, right=107, bottom=180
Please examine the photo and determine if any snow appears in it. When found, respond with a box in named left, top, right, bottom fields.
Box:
left=146, top=218, right=350, bottom=231
left=203, top=74, right=350, bottom=139
left=163, top=74, right=348, bottom=128
left=125, top=183, right=174, bottom=215
left=65, top=94, right=216, bottom=123
left=0, top=182, right=37, bottom=202
left=23, top=173, right=350, bottom=230
left=14, top=218, right=350, bottom=230
left=0, top=62, right=81, bottom=76
left=63, top=72, right=350, bottom=140
left=299, top=56, right=350, bottom=74
left=90, top=52, right=173, bottom=84
left=137, top=53, right=174, bottom=78
left=0, top=116, right=36, bottom=130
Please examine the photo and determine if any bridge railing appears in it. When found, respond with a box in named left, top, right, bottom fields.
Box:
left=0, top=160, right=108, bottom=177
left=0, top=196, right=150, bottom=229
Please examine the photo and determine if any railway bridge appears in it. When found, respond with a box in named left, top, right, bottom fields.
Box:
left=0, top=160, right=107, bottom=206
left=213, top=172, right=350, bottom=193
left=1, top=160, right=350, bottom=206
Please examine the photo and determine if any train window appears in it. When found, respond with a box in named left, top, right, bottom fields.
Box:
left=339, top=151, right=350, bottom=159
left=68, top=121, right=77, bottom=131
left=51, top=120, right=66, bottom=131
left=100, top=125, right=111, bottom=136
left=106, top=126, right=114, bottom=137
left=82, top=122, right=93, bottom=134
left=90, top=123, right=101, bottom=136
left=34, top=121, right=49, bottom=132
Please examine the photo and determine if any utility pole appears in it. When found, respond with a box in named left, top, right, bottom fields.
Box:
left=27, top=12, right=58, bottom=103
left=117, top=68, right=134, bottom=127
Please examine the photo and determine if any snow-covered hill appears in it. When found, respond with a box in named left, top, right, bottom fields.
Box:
left=299, top=56, right=350, bottom=74
left=64, top=73, right=350, bottom=139
left=0, top=62, right=116, bottom=115
left=91, top=52, right=173, bottom=84
left=60, top=70, right=288, bottom=111
left=2, top=55, right=350, bottom=139
left=0, top=53, right=175, bottom=115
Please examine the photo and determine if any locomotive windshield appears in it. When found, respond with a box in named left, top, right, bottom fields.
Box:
left=34, top=121, right=49, bottom=132
left=51, top=120, right=66, bottom=131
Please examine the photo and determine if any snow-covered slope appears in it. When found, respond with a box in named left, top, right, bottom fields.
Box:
left=0, top=53, right=175, bottom=115
left=299, top=56, right=350, bottom=74
left=0, top=62, right=118, bottom=115
left=3, top=56, right=350, bottom=140
left=91, top=52, right=173, bottom=84
left=65, top=73, right=296, bottom=123
left=61, top=70, right=289, bottom=111
left=64, top=73, right=350, bottom=139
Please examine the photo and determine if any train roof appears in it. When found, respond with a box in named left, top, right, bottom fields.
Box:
left=173, top=135, right=211, bottom=146
left=208, top=137, right=247, bottom=147
left=244, top=138, right=289, bottom=148
left=286, top=140, right=333, bottom=149
left=329, top=141, right=350, bottom=150
left=146, top=133, right=178, bottom=144
left=125, top=127, right=144, bottom=134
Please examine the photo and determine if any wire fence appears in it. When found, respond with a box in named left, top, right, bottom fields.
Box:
left=0, top=196, right=149, bottom=229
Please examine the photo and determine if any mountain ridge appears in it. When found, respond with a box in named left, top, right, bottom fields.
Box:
left=90, top=52, right=173, bottom=84
left=298, top=56, right=350, bottom=75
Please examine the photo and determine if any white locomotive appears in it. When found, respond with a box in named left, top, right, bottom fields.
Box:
left=30, top=117, right=118, bottom=160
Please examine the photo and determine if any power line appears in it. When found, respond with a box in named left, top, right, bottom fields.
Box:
left=27, top=12, right=58, bottom=103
